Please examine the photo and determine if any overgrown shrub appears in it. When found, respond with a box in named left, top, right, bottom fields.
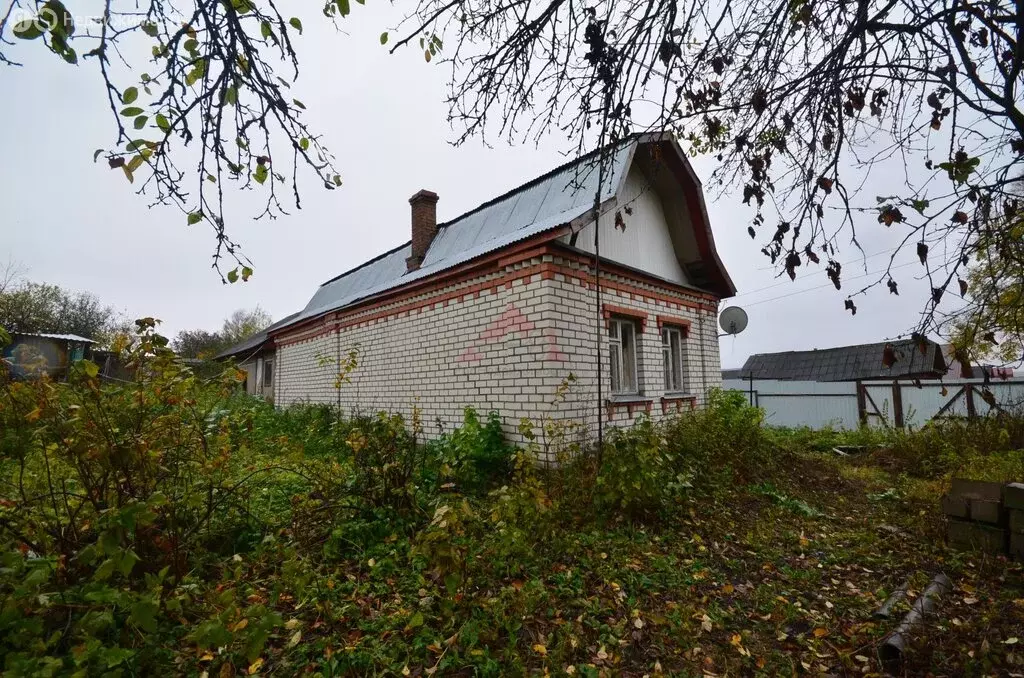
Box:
left=661, top=388, right=772, bottom=490
left=0, top=320, right=307, bottom=674
left=873, top=413, right=1024, bottom=479
left=425, top=407, right=514, bottom=495
left=594, top=415, right=680, bottom=518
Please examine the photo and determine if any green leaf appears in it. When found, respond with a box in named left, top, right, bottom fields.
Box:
left=133, top=115, right=148, bottom=130
left=187, top=212, right=203, bottom=225
left=289, top=17, right=303, bottom=33
left=337, top=0, right=350, bottom=16
left=207, top=174, right=216, bottom=183
left=241, top=266, right=254, bottom=281
left=140, top=21, right=158, bottom=37
left=130, top=599, right=159, bottom=633
left=227, top=268, right=239, bottom=283
left=431, top=34, right=443, bottom=50
left=122, top=87, right=139, bottom=104
left=43, top=0, right=74, bottom=36
left=156, top=113, right=170, bottom=132
left=94, top=558, right=117, bottom=581
left=405, top=611, right=424, bottom=631
left=224, top=86, right=238, bottom=105
left=118, top=549, right=140, bottom=577
left=123, top=166, right=135, bottom=183
left=81, top=360, right=100, bottom=378
left=260, top=21, right=272, bottom=38
left=380, top=31, right=388, bottom=45
left=332, top=174, right=342, bottom=186
left=127, top=155, right=145, bottom=172
left=13, top=19, right=45, bottom=40
left=911, top=198, right=929, bottom=214
left=185, top=59, right=207, bottom=86
left=184, top=38, right=198, bottom=53
left=120, top=107, right=144, bottom=117
left=293, top=99, right=306, bottom=109
left=299, top=137, right=309, bottom=151
left=254, top=164, right=269, bottom=184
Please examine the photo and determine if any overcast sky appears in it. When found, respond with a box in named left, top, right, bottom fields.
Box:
left=0, top=1, right=946, bottom=368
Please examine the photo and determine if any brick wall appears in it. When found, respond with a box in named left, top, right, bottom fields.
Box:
left=535, top=251, right=721, bottom=433
left=276, top=255, right=561, bottom=444
left=274, top=246, right=722, bottom=449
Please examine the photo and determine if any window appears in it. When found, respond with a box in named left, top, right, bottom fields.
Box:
left=662, top=326, right=685, bottom=392
left=263, top=361, right=273, bottom=387
left=607, top=317, right=639, bottom=394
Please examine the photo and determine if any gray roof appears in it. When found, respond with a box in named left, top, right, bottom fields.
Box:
left=15, top=332, right=94, bottom=343
left=293, top=139, right=635, bottom=326
left=740, top=338, right=947, bottom=382
left=216, top=312, right=301, bottom=360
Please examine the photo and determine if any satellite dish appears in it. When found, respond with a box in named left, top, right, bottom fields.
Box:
left=719, top=306, right=749, bottom=336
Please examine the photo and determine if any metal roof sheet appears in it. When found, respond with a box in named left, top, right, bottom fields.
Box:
left=739, top=339, right=946, bottom=381
left=16, top=332, right=95, bottom=343
left=291, top=140, right=633, bottom=326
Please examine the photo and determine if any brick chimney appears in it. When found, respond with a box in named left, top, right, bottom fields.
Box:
left=406, top=189, right=439, bottom=272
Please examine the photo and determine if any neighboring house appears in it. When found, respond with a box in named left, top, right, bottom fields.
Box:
left=1, top=332, right=94, bottom=380
left=939, top=344, right=1015, bottom=380
left=219, top=133, right=736, bottom=440
left=216, top=312, right=300, bottom=399
left=721, top=368, right=745, bottom=381
left=737, top=338, right=948, bottom=382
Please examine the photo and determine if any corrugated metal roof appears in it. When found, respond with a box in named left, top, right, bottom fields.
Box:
left=16, top=332, right=94, bottom=343
left=739, top=339, right=947, bottom=382
left=291, top=139, right=633, bottom=325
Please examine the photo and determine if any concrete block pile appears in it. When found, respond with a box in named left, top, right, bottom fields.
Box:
left=943, top=479, right=1024, bottom=559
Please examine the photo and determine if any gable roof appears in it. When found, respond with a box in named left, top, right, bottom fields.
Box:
left=274, top=133, right=733, bottom=337
left=740, top=338, right=948, bottom=382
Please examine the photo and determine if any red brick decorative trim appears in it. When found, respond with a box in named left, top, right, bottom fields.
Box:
left=605, top=398, right=654, bottom=419
left=273, top=240, right=721, bottom=348
left=602, top=304, right=649, bottom=332
left=656, top=315, right=692, bottom=336
left=660, top=395, right=697, bottom=414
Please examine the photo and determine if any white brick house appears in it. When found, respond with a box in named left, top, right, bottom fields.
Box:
left=221, top=133, right=736, bottom=441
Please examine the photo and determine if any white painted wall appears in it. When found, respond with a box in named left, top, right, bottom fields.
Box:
left=566, top=165, right=691, bottom=286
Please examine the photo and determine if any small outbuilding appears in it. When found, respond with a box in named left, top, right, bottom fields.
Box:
left=2, top=332, right=95, bottom=380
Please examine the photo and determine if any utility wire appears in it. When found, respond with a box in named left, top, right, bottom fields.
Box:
left=740, top=260, right=919, bottom=309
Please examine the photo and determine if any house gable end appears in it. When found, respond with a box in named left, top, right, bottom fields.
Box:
left=560, top=136, right=735, bottom=298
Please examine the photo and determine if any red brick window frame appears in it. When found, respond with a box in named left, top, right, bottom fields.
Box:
left=602, top=304, right=648, bottom=332
left=656, top=315, right=691, bottom=336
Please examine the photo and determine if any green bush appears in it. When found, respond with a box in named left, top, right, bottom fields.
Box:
left=0, top=320, right=304, bottom=674
left=661, top=388, right=772, bottom=489
left=874, top=414, right=1024, bottom=479
left=594, top=415, right=680, bottom=518
left=425, top=407, right=514, bottom=495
